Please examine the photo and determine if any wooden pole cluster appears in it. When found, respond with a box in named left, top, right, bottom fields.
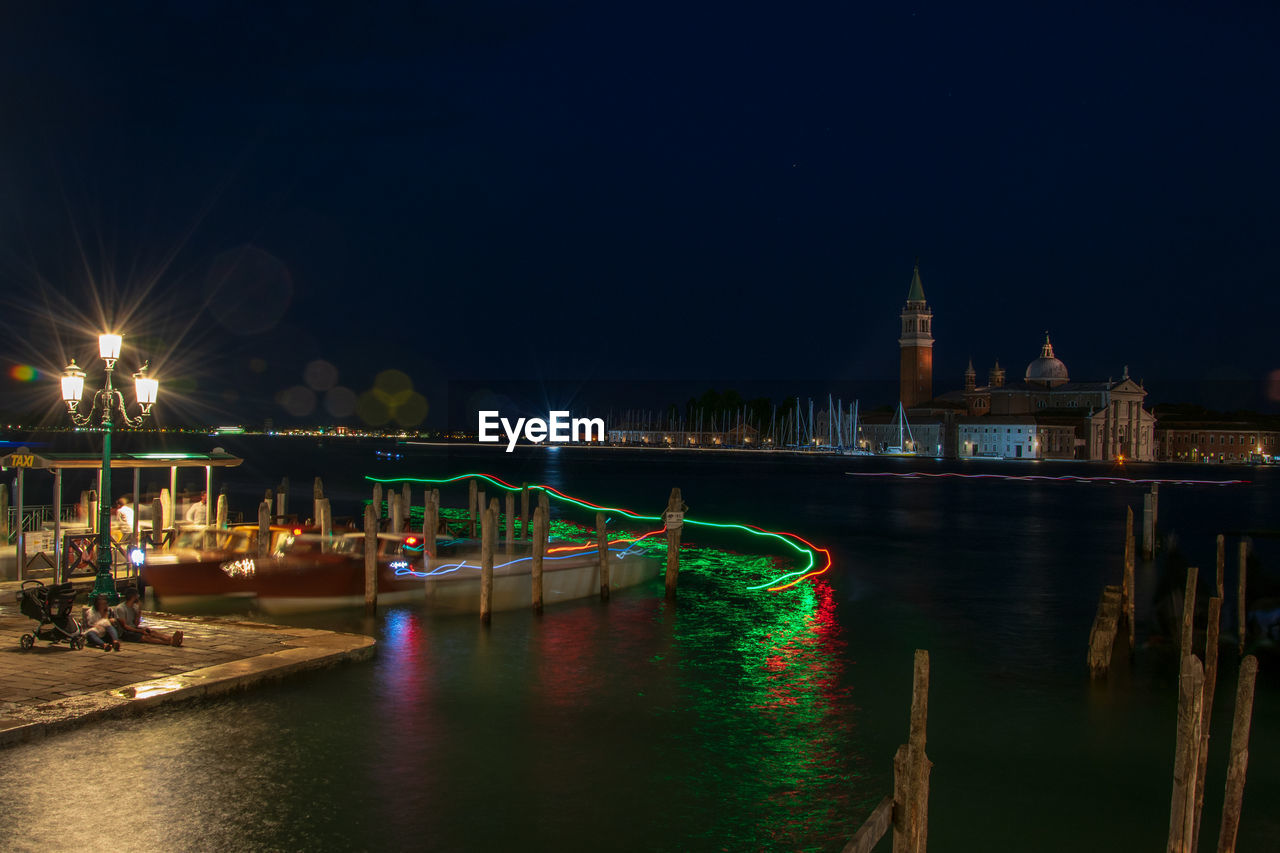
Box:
left=363, top=503, right=378, bottom=614
left=893, top=649, right=931, bottom=853
left=664, top=487, right=684, bottom=600
left=1087, top=585, right=1123, bottom=679
left=597, top=511, right=610, bottom=601
left=480, top=503, right=496, bottom=624
left=1123, top=507, right=1136, bottom=649
left=257, top=500, right=271, bottom=557
left=1217, top=656, right=1258, bottom=853
left=531, top=505, right=547, bottom=613
left=505, top=491, right=515, bottom=552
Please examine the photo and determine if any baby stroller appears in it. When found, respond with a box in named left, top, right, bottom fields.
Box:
left=17, top=580, right=86, bottom=650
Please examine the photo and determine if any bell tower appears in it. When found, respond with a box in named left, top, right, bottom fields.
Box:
left=898, top=263, right=933, bottom=408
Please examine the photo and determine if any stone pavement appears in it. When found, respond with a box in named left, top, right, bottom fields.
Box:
left=0, top=599, right=375, bottom=747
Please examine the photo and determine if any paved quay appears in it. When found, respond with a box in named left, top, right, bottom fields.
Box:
left=0, top=598, right=375, bottom=748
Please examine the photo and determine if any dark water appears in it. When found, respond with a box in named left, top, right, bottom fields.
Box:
left=3, top=436, right=1278, bottom=851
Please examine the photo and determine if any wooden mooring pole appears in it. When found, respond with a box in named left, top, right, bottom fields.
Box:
left=389, top=492, right=403, bottom=535
left=520, top=484, right=530, bottom=540
left=893, top=649, right=931, bottom=853
left=1216, top=655, right=1258, bottom=853
left=257, top=500, right=271, bottom=558
left=468, top=478, right=478, bottom=538
left=363, top=503, right=378, bottom=614
left=531, top=505, right=546, bottom=613
left=1180, top=566, right=1197, bottom=657
left=597, top=511, right=610, bottom=601
left=480, top=504, right=496, bottom=624
left=1237, top=541, right=1247, bottom=654
left=1192, top=595, right=1223, bottom=847
left=664, top=487, right=684, bottom=600
left=216, top=492, right=228, bottom=529
left=1124, top=507, right=1136, bottom=649
left=505, top=491, right=515, bottom=552
left=1143, top=490, right=1156, bottom=559
left=477, top=489, right=487, bottom=540
left=423, top=490, right=439, bottom=561
left=372, top=483, right=383, bottom=526
left=1168, top=654, right=1205, bottom=853
left=1087, top=585, right=1123, bottom=679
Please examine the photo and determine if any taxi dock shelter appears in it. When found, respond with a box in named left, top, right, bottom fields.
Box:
left=1, top=447, right=243, bottom=585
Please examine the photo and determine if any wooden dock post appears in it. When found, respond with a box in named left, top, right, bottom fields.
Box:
left=480, top=505, right=496, bottom=624
left=1087, top=585, right=1123, bottom=679
left=1216, top=535, right=1225, bottom=597
left=423, top=490, right=439, bottom=560
left=597, top=511, right=610, bottom=601
left=538, top=489, right=550, bottom=539
left=477, top=489, right=487, bottom=540
left=1124, top=507, right=1136, bottom=649
left=372, top=483, right=383, bottom=525
left=401, top=483, right=411, bottom=528
left=1143, top=492, right=1156, bottom=559
left=389, top=492, right=403, bottom=535
left=468, top=479, right=478, bottom=537
left=151, top=498, right=164, bottom=548
left=313, top=476, right=324, bottom=519
left=315, top=497, right=331, bottom=544
left=893, top=649, right=931, bottom=853
left=664, top=487, right=684, bottom=600
left=215, top=492, right=228, bottom=529
left=0, top=484, right=8, bottom=540
left=1237, top=541, right=1247, bottom=654
left=531, top=506, right=546, bottom=613
left=363, top=503, right=378, bottom=614
left=1216, top=655, right=1258, bottom=853
left=1192, top=595, right=1223, bottom=847
left=276, top=476, right=289, bottom=520
left=257, top=500, right=271, bottom=557
left=520, top=484, right=530, bottom=540
left=1181, top=566, right=1197, bottom=656
left=1168, top=654, right=1205, bottom=853
left=505, top=491, right=515, bottom=552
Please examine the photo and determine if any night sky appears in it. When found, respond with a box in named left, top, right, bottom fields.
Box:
left=0, top=1, right=1277, bottom=428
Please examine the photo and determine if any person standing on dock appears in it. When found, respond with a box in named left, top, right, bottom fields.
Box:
left=185, top=491, right=208, bottom=525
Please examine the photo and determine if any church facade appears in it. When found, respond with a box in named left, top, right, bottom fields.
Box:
left=897, top=266, right=1156, bottom=461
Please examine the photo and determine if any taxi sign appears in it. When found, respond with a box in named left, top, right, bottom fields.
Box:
left=664, top=510, right=684, bottom=530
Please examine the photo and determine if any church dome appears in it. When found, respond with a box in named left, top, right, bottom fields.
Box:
left=1025, top=333, right=1068, bottom=386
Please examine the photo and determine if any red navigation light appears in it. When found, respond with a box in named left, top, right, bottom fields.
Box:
left=293, top=527, right=303, bottom=535
left=405, top=536, right=418, bottom=545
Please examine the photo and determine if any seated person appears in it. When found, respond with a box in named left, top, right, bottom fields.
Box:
left=112, top=588, right=183, bottom=646
left=82, top=593, right=121, bottom=651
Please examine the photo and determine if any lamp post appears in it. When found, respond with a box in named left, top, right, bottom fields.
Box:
left=61, top=333, right=158, bottom=603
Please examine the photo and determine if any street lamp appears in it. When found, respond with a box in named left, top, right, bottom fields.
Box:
left=60, top=332, right=158, bottom=603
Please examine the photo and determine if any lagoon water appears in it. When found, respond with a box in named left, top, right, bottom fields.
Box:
left=3, top=436, right=1278, bottom=851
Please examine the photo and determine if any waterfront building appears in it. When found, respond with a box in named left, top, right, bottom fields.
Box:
left=939, top=335, right=1156, bottom=461
left=1154, top=421, right=1280, bottom=463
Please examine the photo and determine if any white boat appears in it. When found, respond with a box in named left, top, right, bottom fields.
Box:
left=880, top=402, right=918, bottom=456
left=421, top=542, right=660, bottom=614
